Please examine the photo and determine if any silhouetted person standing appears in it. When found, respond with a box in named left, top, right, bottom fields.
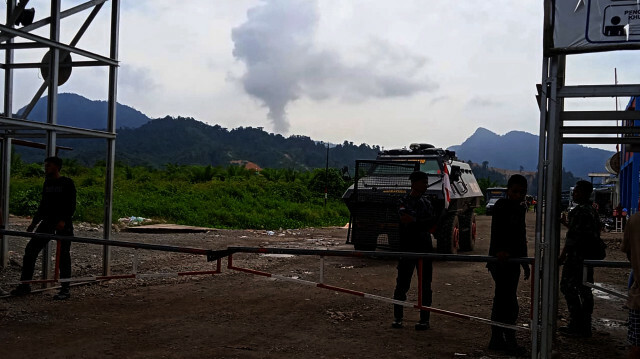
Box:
left=392, top=171, right=436, bottom=331
left=487, top=174, right=529, bottom=356
left=11, top=156, right=76, bottom=300
left=622, top=212, right=640, bottom=359
left=559, top=180, right=600, bottom=337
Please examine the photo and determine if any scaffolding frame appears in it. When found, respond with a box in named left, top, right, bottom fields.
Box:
left=0, top=0, right=120, bottom=278
left=535, top=2, right=640, bottom=357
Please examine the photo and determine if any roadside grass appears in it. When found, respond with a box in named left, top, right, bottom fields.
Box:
left=9, top=163, right=351, bottom=230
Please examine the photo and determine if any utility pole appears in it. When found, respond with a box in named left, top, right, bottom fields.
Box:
left=324, top=143, right=329, bottom=207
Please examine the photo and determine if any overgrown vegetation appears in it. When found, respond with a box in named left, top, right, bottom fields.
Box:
left=9, top=159, right=351, bottom=230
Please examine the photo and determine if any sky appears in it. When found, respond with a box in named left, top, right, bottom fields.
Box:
left=4, top=0, right=640, bottom=151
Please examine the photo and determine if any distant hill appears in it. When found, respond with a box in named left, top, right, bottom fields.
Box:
left=12, top=94, right=614, bottom=177
left=13, top=94, right=381, bottom=168
left=15, top=115, right=381, bottom=169
left=94, top=116, right=381, bottom=168
left=17, top=93, right=150, bottom=129
left=448, top=127, right=614, bottom=179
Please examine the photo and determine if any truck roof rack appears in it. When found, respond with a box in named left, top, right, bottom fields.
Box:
left=378, top=145, right=456, bottom=160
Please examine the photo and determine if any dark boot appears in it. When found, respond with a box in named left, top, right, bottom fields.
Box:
left=10, top=283, right=31, bottom=296
left=580, top=314, right=593, bottom=337
left=559, top=321, right=588, bottom=337
left=391, top=317, right=403, bottom=329
left=392, top=304, right=403, bottom=329
left=559, top=310, right=585, bottom=336
left=504, top=329, right=526, bottom=356
left=488, top=326, right=506, bottom=350
left=393, top=304, right=403, bottom=321
left=415, top=309, right=430, bottom=330
left=53, top=287, right=70, bottom=301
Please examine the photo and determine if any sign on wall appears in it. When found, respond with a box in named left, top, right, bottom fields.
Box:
left=553, top=0, right=640, bottom=52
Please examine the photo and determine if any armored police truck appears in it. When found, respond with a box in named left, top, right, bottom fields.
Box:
left=485, top=187, right=507, bottom=215
left=342, top=143, right=483, bottom=254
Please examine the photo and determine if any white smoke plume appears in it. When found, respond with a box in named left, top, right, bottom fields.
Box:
left=231, top=0, right=437, bottom=133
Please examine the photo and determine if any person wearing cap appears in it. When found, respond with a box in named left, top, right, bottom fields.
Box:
left=391, top=170, right=436, bottom=331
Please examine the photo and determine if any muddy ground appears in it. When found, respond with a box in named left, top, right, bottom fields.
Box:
left=0, top=213, right=633, bottom=358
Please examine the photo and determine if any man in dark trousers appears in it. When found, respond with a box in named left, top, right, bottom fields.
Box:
left=392, top=170, right=436, bottom=331
left=11, top=156, right=76, bottom=300
left=487, top=174, right=529, bottom=356
left=559, top=180, right=600, bottom=337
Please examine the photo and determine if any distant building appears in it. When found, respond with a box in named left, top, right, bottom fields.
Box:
left=229, top=160, right=262, bottom=172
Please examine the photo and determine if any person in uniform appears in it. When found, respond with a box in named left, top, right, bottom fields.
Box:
left=391, top=170, right=437, bottom=331
left=622, top=212, right=640, bottom=359
left=11, top=156, right=76, bottom=300
left=487, top=174, right=529, bottom=356
left=559, top=180, right=600, bottom=337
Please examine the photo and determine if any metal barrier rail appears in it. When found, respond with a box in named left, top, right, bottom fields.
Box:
left=227, top=246, right=534, bottom=332
left=227, top=246, right=535, bottom=264
left=0, top=229, right=231, bottom=261
left=2, top=230, right=534, bottom=331
left=583, top=259, right=631, bottom=269
left=3, top=231, right=632, bottom=332
left=0, top=229, right=227, bottom=289
left=11, top=268, right=224, bottom=286
left=582, top=260, right=631, bottom=301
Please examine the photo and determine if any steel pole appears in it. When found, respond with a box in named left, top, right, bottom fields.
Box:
left=0, top=0, right=15, bottom=268
left=103, top=0, right=120, bottom=276
left=42, top=0, right=61, bottom=283
left=532, top=56, right=549, bottom=358
left=1, top=137, right=11, bottom=268
left=540, top=55, right=565, bottom=358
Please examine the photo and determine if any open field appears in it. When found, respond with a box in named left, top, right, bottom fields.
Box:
left=0, top=213, right=632, bottom=358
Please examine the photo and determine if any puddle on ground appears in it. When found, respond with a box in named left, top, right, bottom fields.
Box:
left=596, top=317, right=627, bottom=329
left=592, top=282, right=626, bottom=302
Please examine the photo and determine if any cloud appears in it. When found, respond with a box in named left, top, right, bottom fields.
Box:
left=430, top=95, right=449, bottom=105
left=231, top=0, right=436, bottom=134
left=118, top=65, right=157, bottom=94
left=467, top=96, right=503, bottom=108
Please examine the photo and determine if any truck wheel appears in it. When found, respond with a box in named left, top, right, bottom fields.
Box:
left=458, top=212, right=476, bottom=252
left=436, top=214, right=459, bottom=254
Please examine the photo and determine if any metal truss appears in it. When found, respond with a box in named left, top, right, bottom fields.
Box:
left=534, top=2, right=640, bottom=357
left=0, top=0, right=120, bottom=280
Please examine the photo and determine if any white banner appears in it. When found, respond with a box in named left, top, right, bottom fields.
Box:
left=553, top=0, right=640, bottom=52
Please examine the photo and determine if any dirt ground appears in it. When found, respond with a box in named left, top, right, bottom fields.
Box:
left=0, top=213, right=633, bottom=358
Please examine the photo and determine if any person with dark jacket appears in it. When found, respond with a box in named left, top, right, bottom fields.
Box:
left=559, top=180, right=600, bottom=337
left=487, top=174, right=529, bottom=356
left=391, top=171, right=437, bottom=331
left=11, top=156, right=76, bottom=300
left=622, top=212, right=640, bottom=359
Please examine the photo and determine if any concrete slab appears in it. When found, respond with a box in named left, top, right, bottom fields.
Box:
left=124, top=224, right=213, bottom=234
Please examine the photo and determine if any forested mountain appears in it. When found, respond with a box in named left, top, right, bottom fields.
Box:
left=16, top=115, right=380, bottom=169
left=103, top=117, right=380, bottom=169
left=12, top=94, right=611, bottom=184
left=448, top=127, right=614, bottom=179
left=18, top=93, right=150, bottom=130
